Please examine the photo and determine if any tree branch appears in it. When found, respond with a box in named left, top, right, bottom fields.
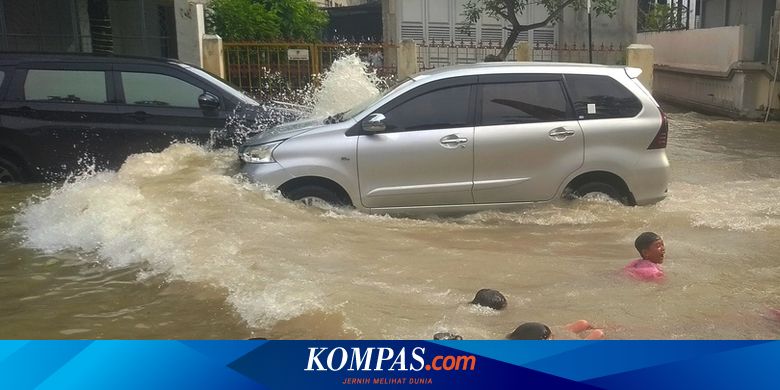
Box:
left=515, top=0, right=578, bottom=32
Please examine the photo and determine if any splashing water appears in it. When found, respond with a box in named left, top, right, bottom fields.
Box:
left=211, top=53, right=385, bottom=146
left=309, top=53, right=385, bottom=117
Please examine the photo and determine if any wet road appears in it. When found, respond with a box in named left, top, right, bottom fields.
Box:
left=1, top=111, right=779, bottom=339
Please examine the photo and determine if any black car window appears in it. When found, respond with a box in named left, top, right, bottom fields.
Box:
left=24, top=70, right=107, bottom=103
left=0, top=71, right=5, bottom=86
left=383, top=85, right=470, bottom=132
left=565, top=74, right=642, bottom=119
left=480, top=81, right=570, bottom=125
left=121, top=72, right=203, bottom=108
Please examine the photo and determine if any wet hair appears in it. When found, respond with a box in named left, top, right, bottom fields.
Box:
left=507, top=322, right=552, bottom=340
left=470, top=289, right=507, bottom=310
left=634, top=232, right=662, bottom=255
left=433, top=332, right=463, bottom=340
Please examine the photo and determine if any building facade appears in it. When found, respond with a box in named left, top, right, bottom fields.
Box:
left=638, top=0, right=780, bottom=118
left=0, top=0, right=205, bottom=66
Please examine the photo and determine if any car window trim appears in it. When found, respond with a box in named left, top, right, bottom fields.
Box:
left=0, top=67, right=10, bottom=100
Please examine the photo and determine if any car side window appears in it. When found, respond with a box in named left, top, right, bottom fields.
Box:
left=24, top=70, right=107, bottom=103
left=382, top=85, right=471, bottom=132
left=121, top=72, right=203, bottom=108
left=565, top=74, right=642, bottom=119
left=480, top=81, right=570, bottom=125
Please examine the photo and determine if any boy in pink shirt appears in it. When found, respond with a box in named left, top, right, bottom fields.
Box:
left=624, top=232, right=666, bottom=281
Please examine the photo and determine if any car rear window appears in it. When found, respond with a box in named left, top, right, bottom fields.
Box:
left=564, top=74, right=642, bottom=119
left=479, top=81, right=571, bottom=125
left=24, top=69, right=107, bottom=103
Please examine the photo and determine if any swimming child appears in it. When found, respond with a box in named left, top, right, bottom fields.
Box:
left=470, top=289, right=507, bottom=310
left=506, top=320, right=604, bottom=340
left=624, top=231, right=666, bottom=281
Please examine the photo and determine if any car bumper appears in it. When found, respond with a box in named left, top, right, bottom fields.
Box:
left=629, top=152, right=670, bottom=205
left=239, top=161, right=294, bottom=189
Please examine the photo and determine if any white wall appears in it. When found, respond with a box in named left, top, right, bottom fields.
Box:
left=637, top=26, right=753, bottom=74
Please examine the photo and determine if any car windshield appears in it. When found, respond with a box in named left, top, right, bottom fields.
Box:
left=176, top=63, right=258, bottom=106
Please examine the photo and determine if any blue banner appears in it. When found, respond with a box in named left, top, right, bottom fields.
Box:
left=0, top=340, right=777, bottom=389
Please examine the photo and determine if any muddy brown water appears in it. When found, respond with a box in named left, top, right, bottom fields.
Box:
left=1, top=111, right=779, bottom=339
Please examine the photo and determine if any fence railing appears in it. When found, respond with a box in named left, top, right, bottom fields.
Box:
left=415, top=39, right=517, bottom=70
left=533, top=42, right=625, bottom=65
left=223, top=42, right=396, bottom=99
left=224, top=40, right=629, bottom=97
left=638, top=0, right=691, bottom=33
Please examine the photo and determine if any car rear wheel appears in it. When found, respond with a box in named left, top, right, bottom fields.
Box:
left=0, top=157, right=25, bottom=184
left=284, top=185, right=350, bottom=208
left=568, top=182, right=628, bottom=205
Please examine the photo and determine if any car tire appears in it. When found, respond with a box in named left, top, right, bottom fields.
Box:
left=0, top=157, right=25, bottom=184
left=284, top=185, right=350, bottom=207
left=570, top=182, right=627, bottom=205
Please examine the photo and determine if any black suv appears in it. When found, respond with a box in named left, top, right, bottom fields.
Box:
left=0, top=53, right=299, bottom=183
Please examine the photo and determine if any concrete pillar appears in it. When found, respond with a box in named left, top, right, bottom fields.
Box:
left=514, top=41, right=532, bottom=62
left=397, top=39, right=419, bottom=80
left=382, top=0, right=399, bottom=70
left=175, top=0, right=205, bottom=66
left=627, top=44, right=654, bottom=93
left=75, top=0, right=92, bottom=52
left=202, top=35, right=225, bottom=78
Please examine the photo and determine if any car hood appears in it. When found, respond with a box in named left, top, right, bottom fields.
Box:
left=244, top=117, right=324, bottom=145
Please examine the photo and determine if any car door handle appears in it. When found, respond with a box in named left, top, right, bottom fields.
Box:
left=124, top=111, right=152, bottom=122
left=548, top=127, right=576, bottom=138
left=7, top=106, right=34, bottom=115
left=440, top=134, right=469, bottom=148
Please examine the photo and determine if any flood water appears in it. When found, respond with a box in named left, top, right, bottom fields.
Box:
left=1, top=64, right=779, bottom=340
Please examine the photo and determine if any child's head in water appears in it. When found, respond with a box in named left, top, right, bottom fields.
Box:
left=634, top=232, right=665, bottom=264
left=506, top=322, right=552, bottom=340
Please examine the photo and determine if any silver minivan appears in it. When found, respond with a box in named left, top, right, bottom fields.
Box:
left=239, top=63, right=669, bottom=215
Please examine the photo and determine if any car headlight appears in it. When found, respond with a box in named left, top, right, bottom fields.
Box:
left=240, top=141, right=281, bottom=163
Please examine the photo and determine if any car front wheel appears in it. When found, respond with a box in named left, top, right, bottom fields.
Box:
left=284, top=185, right=350, bottom=208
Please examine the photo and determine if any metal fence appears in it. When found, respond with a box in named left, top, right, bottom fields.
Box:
left=415, top=39, right=625, bottom=69
left=224, top=39, right=628, bottom=98
left=638, top=0, right=691, bottom=33
left=532, top=42, right=625, bottom=65
left=416, top=39, right=517, bottom=70
left=223, top=42, right=396, bottom=100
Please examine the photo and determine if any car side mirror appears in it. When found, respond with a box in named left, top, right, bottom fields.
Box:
left=198, top=92, right=220, bottom=110
left=361, top=113, right=386, bottom=133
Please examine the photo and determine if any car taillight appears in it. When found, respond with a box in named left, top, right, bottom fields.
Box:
left=648, top=110, right=668, bottom=149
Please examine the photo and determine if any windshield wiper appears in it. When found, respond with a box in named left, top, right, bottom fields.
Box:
left=324, top=111, right=345, bottom=124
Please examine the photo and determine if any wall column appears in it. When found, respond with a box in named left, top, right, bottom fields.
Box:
left=175, top=0, right=205, bottom=66
left=514, top=41, right=532, bottom=61
left=627, top=43, right=654, bottom=92
left=202, top=34, right=225, bottom=78
left=397, top=39, right=419, bottom=80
